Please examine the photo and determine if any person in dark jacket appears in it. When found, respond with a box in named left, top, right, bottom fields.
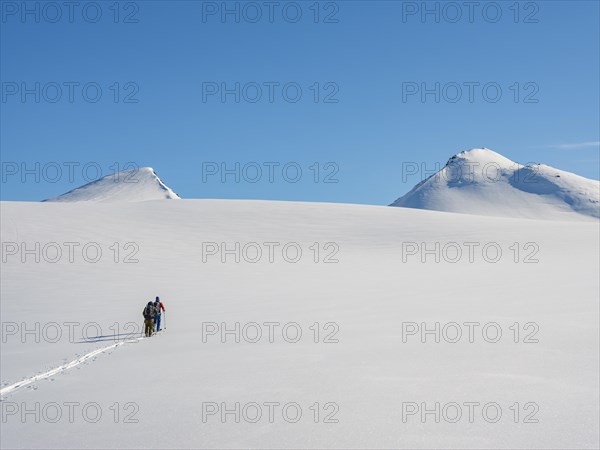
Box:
left=143, top=301, right=156, bottom=337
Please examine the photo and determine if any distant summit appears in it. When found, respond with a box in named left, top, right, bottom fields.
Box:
left=391, top=148, right=600, bottom=220
left=44, top=167, right=181, bottom=202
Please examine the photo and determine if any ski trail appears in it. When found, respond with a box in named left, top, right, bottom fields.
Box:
left=0, top=336, right=144, bottom=397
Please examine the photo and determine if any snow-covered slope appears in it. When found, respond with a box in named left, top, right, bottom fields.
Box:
left=391, top=148, right=600, bottom=220
left=43, top=167, right=180, bottom=202
left=1, top=199, right=598, bottom=449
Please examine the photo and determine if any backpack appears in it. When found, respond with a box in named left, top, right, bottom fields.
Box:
left=154, top=301, right=162, bottom=315
left=143, top=304, right=154, bottom=320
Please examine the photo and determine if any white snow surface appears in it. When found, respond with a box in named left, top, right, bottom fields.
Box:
left=391, top=148, right=600, bottom=220
left=43, top=167, right=180, bottom=202
left=1, top=199, right=598, bottom=449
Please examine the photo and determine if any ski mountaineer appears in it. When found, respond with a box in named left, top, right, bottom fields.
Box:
left=154, top=296, right=165, bottom=332
left=143, top=301, right=156, bottom=337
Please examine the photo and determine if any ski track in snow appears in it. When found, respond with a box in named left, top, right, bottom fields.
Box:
left=0, top=335, right=144, bottom=397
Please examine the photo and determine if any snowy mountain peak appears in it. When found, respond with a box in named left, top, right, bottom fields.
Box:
left=44, top=167, right=181, bottom=203
left=447, top=148, right=516, bottom=167
left=391, top=148, right=600, bottom=220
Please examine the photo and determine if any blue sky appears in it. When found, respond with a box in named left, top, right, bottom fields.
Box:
left=1, top=0, right=599, bottom=203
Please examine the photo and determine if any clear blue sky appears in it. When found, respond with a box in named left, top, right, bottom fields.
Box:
left=1, top=0, right=599, bottom=203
